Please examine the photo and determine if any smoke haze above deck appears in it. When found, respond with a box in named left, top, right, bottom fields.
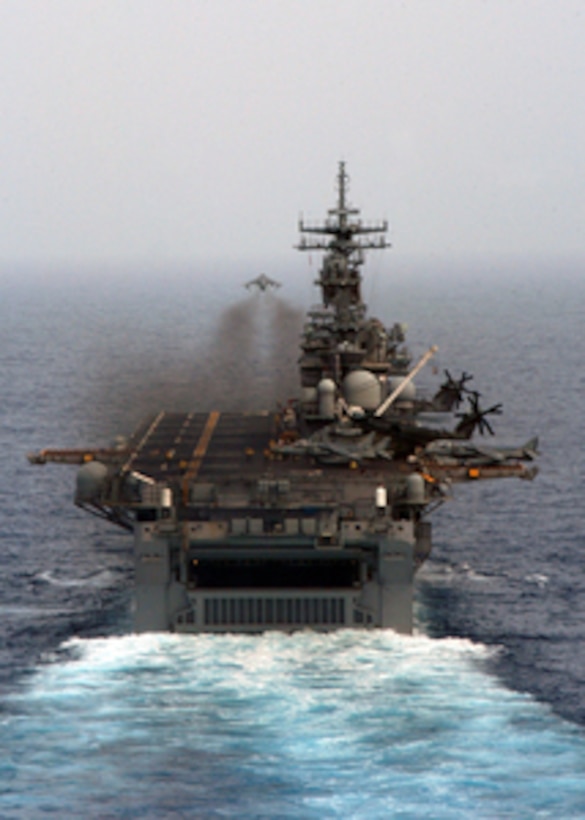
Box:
left=1, top=1, right=585, bottom=270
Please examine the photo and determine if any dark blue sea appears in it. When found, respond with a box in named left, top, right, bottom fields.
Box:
left=1, top=258, right=584, bottom=818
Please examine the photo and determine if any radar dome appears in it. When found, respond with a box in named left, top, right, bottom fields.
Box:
left=76, top=461, right=108, bottom=502
left=343, top=370, right=381, bottom=411
left=388, top=376, right=416, bottom=403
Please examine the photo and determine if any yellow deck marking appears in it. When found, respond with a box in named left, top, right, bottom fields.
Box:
left=122, top=410, right=165, bottom=473
left=182, top=411, right=220, bottom=502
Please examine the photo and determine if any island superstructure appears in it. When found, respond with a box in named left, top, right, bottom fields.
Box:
left=28, top=163, right=537, bottom=634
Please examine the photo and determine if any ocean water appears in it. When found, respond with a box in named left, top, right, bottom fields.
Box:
left=1, top=258, right=584, bottom=817
left=3, top=632, right=585, bottom=818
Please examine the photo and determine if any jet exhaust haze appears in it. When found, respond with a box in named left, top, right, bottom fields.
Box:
left=83, top=292, right=303, bottom=439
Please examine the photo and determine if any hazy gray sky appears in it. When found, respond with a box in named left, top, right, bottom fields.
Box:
left=2, top=1, right=584, bottom=268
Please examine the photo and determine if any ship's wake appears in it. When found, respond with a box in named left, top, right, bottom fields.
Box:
left=3, top=630, right=585, bottom=818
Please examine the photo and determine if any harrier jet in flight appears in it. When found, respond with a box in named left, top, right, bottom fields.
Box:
left=244, top=273, right=281, bottom=292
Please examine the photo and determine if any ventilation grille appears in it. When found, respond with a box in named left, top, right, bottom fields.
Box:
left=204, top=596, right=346, bottom=627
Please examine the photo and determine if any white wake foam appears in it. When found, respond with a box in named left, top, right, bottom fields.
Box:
left=3, top=631, right=585, bottom=818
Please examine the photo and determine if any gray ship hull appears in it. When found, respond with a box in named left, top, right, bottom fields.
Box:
left=121, top=410, right=429, bottom=634
left=133, top=515, right=422, bottom=634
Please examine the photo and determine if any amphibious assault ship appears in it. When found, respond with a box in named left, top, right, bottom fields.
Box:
left=28, top=164, right=538, bottom=634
